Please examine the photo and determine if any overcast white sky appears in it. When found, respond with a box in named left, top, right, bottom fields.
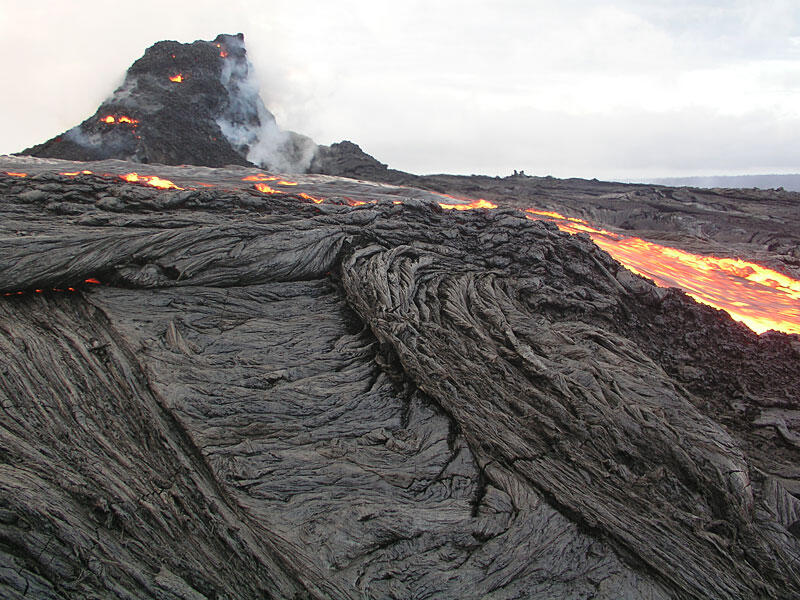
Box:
left=2, top=0, right=800, bottom=179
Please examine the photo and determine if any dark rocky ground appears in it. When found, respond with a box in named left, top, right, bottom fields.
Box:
left=1, top=158, right=799, bottom=599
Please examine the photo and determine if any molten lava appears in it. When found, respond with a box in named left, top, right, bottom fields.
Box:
left=5, top=172, right=27, bottom=177
left=101, top=115, right=139, bottom=126
left=169, top=74, right=184, bottom=83
left=277, top=180, right=298, bottom=186
left=3, top=279, right=100, bottom=297
left=120, top=173, right=183, bottom=190
left=298, top=192, right=324, bottom=204
left=439, top=198, right=498, bottom=210
left=524, top=209, right=800, bottom=335
left=60, top=170, right=94, bottom=176
left=254, top=183, right=279, bottom=194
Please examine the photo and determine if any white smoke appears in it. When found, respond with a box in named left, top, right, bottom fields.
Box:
left=216, top=37, right=316, bottom=173
left=64, top=126, right=102, bottom=148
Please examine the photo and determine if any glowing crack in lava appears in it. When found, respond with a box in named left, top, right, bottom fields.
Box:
left=60, top=170, right=94, bottom=176
left=525, top=209, right=800, bottom=335
left=169, top=74, right=184, bottom=83
left=4, top=172, right=27, bottom=177
left=100, top=115, right=139, bottom=125
left=119, top=173, right=183, bottom=190
left=298, top=192, right=324, bottom=204
left=3, top=279, right=99, bottom=297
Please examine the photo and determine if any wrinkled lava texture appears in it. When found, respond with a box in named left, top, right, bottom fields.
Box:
left=8, top=31, right=800, bottom=600
left=0, top=159, right=799, bottom=600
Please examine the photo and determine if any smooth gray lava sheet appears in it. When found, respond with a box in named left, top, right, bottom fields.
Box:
left=0, top=158, right=799, bottom=599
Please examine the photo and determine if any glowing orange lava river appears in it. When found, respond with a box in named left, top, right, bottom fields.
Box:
left=525, top=210, right=800, bottom=335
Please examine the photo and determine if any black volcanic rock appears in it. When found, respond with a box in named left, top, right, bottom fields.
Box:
left=310, top=140, right=408, bottom=183
left=0, top=161, right=799, bottom=599
left=23, top=34, right=316, bottom=171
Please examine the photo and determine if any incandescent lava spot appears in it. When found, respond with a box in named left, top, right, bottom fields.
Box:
left=120, top=172, right=183, bottom=190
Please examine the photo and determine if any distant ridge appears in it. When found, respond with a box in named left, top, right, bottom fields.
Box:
left=647, top=173, right=800, bottom=192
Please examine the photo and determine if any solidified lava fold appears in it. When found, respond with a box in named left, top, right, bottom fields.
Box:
left=0, top=166, right=799, bottom=599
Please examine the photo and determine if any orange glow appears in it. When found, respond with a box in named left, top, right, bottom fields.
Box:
left=100, top=115, right=138, bottom=126
left=347, top=199, right=367, bottom=206
left=298, top=192, right=324, bottom=204
left=195, top=182, right=215, bottom=188
left=60, top=170, right=93, bottom=176
left=220, top=50, right=228, bottom=58
left=5, top=172, right=27, bottom=177
left=277, top=180, right=298, bottom=186
left=3, top=282, right=100, bottom=297
left=525, top=211, right=800, bottom=335
left=526, top=208, right=588, bottom=225
left=169, top=74, right=184, bottom=83
left=242, top=174, right=279, bottom=182
left=119, top=172, right=183, bottom=190
left=439, top=198, right=498, bottom=210
left=254, top=183, right=279, bottom=194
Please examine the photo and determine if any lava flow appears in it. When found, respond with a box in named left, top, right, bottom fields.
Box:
left=525, top=209, right=800, bottom=335
left=298, top=192, right=324, bottom=204
left=438, top=195, right=498, bottom=210
left=169, top=74, right=184, bottom=83
left=254, top=183, right=279, bottom=194
left=120, top=172, right=183, bottom=190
